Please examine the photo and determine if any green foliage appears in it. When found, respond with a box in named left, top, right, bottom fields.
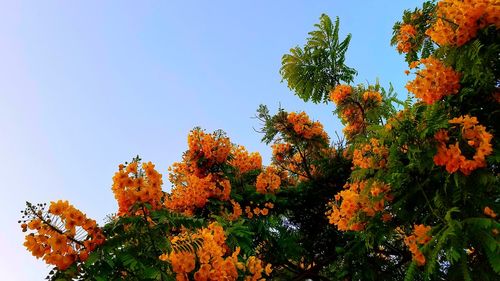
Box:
left=68, top=206, right=206, bottom=280
left=215, top=218, right=254, bottom=254
left=280, top=14, right=357, bottom=103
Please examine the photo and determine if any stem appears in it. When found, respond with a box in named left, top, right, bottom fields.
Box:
left=141, top=206, right=161, bottom=256
left=277, top=162, right=309, bottom=179
left=296, top=145, right=313, bottom=179
left=419, top=186, right=444, bottom=223
left=438, top=16, right=459, bottom=29
left=350, top=100, right=368, bottom=135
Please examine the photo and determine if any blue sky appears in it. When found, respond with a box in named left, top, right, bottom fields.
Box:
left=0, top=1, right=417, bottom=279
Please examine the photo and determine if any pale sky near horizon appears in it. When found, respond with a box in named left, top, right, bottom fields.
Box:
left=0, top=1, right=417, bottom=279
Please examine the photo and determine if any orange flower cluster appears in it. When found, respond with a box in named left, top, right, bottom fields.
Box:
left=404, top=224, right=432, bottom=266
left=245, top=202, right=274, bottom=219
left=112, top=161, right=164, bottom=216
left=255, top=167, right=281, bottom=194
left=229, top=145, right=262, bottom=175
left=352, top=138, right=389, bottom=169
left=405, top=57, right=461, bottom=104
left=286, top=112, right=329, bottom=141
left=331, top=86, right=382, bottom=139
left=330, top=84, right=353, bottom=105
left=272, top=143, right=292, bottom=162
left=166, top=173, right=231, bottom=216
left=396, top=24, right=417, bottom=53
left=227, top=200, right=243, bottom=221
left=484, top=206, right=497, bottom=218
left=362, top=91, right=383, bottom=105
left=337, top=103, right=366, bottom=139
left=22, top=201, right=105, bottom=270
left=244, top=256, right=273, bottom=281
left=165, top=223, right=271, bottom=281
left=187, top=128, right=232, bottom=177
left=166, top=223, right=240, bottom=281
left=327, top=181, right=393, bottom=231
left=339, top=95, right=372, bottom=139
left=434, top=115, right=493, bottom=175
left=426, top=0, right=500, bottom=46
left=166, top=129, right=236, bottom=215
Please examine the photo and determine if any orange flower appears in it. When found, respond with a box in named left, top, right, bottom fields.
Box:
left=264, top=202, right=274, bottom=209
left=167, top=223, right=249, bottom=281
left=165, top=173, right=231, bottom=215
left=265, top=263, right=273, bottom=276
left=484, top=206, right=497, bottom=218
left=327, top=180, right=392, bottom=231
left=255, top=166, right=281, bottom=194
left=404, top=224, right=432, bottom=266
left=434, top=115, right=493, bottom=175
left=413, top=224, right=432, bottom=244
left=382, top=213, right=393, bottom=222
left=272, top=143, right=292, bottom=162
left=166, top=130, right=240, bottom=215
left=190, top=129, right=230, bottom=162
left=48, top=200, right=69, bottom=215
left=22, top=201, right=105, bottom=270
left=405, top=57, right=461, bottom=104
left=426, top=0, right=500, bottom=46
left=244, top=255, right=271, bottom=280
left=338, top=104, right=365, bottom=139
left=227, top=200, right=243, bottom=221
left=352, top=138, right=389, bottom=170
left=362, top=91, right=382, bottom=105
left=396, top=24, right=417, bottom=53
left=27, top=219, right=41, bottom=230
left=409, top=61, right=420, bottom=69
left=112, top=161, right=164, bottom=216
left=286, top=112, right=329, bottom=141
left=229, top=145, right=262, bottom=175
left=244, top=203, right=271, bottom=219
left=169, top=251, right=196, bottom=275
left=330, top=84, right=353, bottom=105
left=47, top=233, right=68, bottom=252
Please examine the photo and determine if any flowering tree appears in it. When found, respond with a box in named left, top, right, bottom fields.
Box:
left=20, top=1, right=499, bottom=280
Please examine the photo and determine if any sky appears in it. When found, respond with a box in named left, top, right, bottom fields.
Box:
left=0, top=1, right=418, bottom=279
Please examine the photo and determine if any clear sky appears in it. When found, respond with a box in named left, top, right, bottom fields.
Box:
left=0, top=1, right=417, bottom=279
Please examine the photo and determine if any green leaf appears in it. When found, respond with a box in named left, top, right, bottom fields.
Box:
left=85, top=252, right=99, bottom=266
left=144, top=267, right=162, bottom=279
left=280, top=14, right=357, bottom=103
